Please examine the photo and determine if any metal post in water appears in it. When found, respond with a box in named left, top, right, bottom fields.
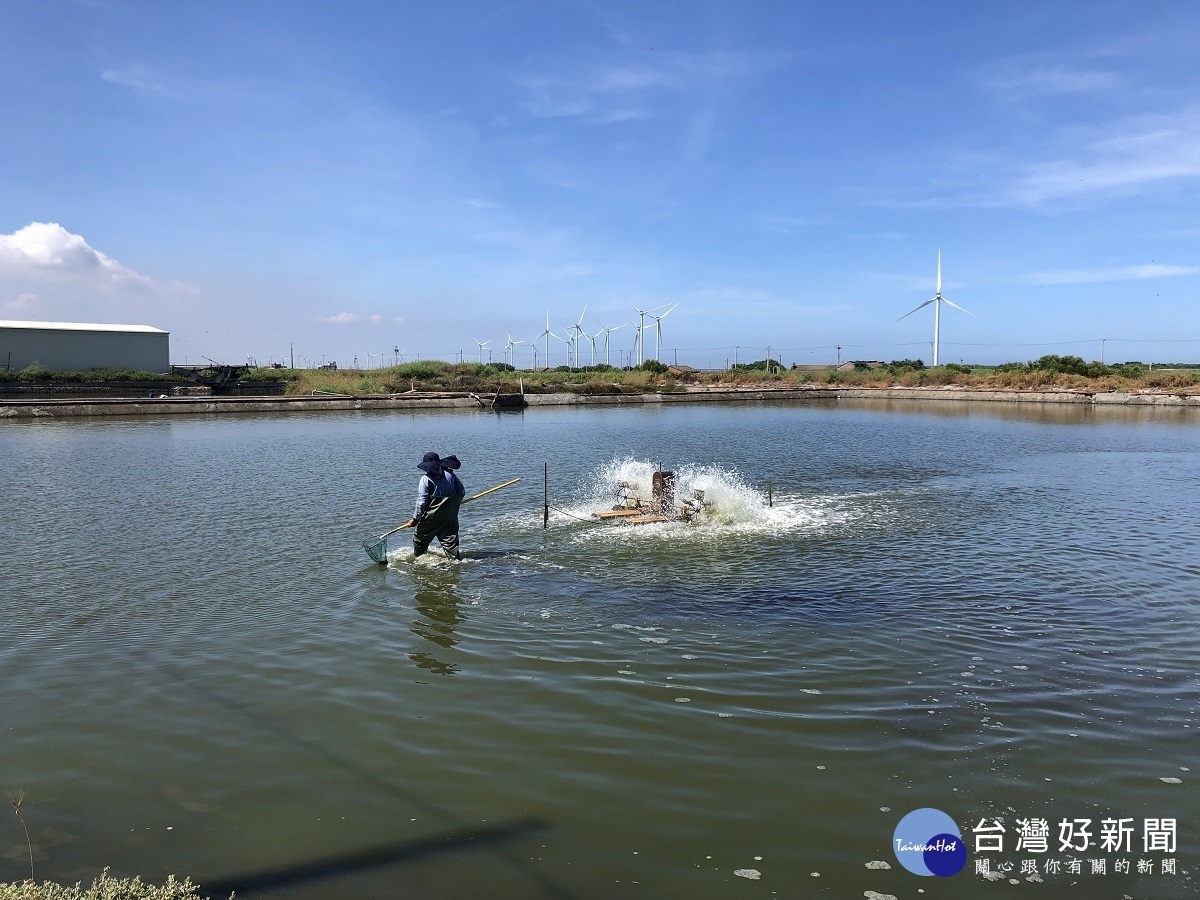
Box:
left=768, top=485, right=773, bottom=507
left=543, top=462, right=549, bottom=529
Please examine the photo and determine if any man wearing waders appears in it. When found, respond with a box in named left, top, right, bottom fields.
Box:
left=406, top=452, right=466, bottom=559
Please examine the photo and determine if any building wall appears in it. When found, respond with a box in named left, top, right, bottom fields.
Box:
left=0, top=327, right=170, bottom=373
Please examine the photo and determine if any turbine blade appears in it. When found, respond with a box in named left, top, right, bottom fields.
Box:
left=941, top=297, right=978, bottom=318
left=897, top=298, right=936, bottom=321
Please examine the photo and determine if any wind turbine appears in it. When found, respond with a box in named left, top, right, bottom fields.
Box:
left=567, top=305, right=588, bottom=368
left=505, top=333, right=524, bottom=368
left=646, top=303, right=679, bottom=362
left=534, top=313, right=561, bottom=370
left=631, top=303, right=670, bottom=365
left=594, top=321, right=626, bottom=366
left=474, top=338, right=491, bottom=364
left=897, top=251, right=977, bottom=367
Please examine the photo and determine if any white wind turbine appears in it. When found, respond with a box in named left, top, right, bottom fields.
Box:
left=631, top=303, right=671, bottom=365
left=505, top=333, right=524, bottom=368
left=897, top=252, right=977, bottom=367
left=594, top=321, right=626, bottom=366
left=566, top=304, right=588, bottom=368
left=534, top=313, right=561, bottom=370
left=474, top=338, right=491, bottom=364
left=646, top=303, right=679, bottom=362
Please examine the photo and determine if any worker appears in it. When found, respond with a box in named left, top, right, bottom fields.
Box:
left=406, top=452, right=466, bottom=559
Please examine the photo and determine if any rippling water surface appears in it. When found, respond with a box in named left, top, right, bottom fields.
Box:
left=2, top=400, right=1198, bottom=898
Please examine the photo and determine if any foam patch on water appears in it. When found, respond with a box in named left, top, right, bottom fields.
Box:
left=386, top=546, right=469, bottom=568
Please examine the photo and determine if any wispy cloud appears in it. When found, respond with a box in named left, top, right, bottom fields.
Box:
left=518, top=50, right=772, bottom=123
left=465, top=198, right=500, bottom=209
left=313, top=312, right=404, bottom=325
left=4, top=292, right=42, bottom=314
left=0, top=222, right=153, bottom=289
left=1030, top=264, right=1199, bottom=285
left=981, top=58, right=1122, bottom=97
left=101, top=64, right=170, bottom=95
left=1007, top=110, right=1200, bottom=205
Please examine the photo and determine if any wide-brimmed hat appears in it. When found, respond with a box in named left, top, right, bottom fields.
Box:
left=417, top=452, right=461, bottom=473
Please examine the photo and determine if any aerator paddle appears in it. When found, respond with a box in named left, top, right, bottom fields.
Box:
left=362, top=477, right=521, bottom=564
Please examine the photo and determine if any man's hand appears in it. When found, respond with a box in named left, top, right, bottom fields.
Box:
left=405, top=518, right=417, bottom=527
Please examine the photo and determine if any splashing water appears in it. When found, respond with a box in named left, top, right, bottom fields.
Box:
left=557, top=456, right=841, bottom=539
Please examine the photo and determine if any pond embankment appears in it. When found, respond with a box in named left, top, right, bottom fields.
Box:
left=3, top=385, right=1200, bottom=419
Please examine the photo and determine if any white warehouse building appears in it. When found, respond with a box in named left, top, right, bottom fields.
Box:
left=0, top=320, right=170, bottom=373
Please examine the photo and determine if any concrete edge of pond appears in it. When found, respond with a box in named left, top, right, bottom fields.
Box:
left=2, top=386, right=1200, bottom=419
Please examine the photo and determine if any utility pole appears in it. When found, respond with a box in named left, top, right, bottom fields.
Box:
left=1101, top=338, right=1106, bottom=364
left=836, top=345, right=841, bottom=366
left=290, top=343, right=294, bottom=368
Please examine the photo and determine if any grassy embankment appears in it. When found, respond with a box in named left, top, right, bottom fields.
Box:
left=242, top=356, right=1200, bottom=397
left=4, top=356, right=1198, bottom=397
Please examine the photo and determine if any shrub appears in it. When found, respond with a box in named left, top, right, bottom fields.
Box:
left=0, top=869, right=222, bottom=899
left=17, top=363, right=51, bottom=381
left=638, top=359, right=668, bottom=374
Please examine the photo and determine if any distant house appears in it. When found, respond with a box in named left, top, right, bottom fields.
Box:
left=0, top=320, right=170, bottom=373
left=667, top=364, right=697, bottom=374
left=791, top=363, right=835, bottom=372
left=836, top=360, right=885, bottom=372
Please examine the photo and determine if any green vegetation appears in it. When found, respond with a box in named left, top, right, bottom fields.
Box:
left=0, top=365, right=174, bottom=384
left=4, top=356, right=1199, bottom=396
left=0, top=870, right=224, bottom=900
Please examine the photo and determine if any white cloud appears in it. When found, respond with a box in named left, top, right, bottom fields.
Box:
left=313, top=312, right=361, bottom=324
left=101, top=65, right=169, bottom=95
left=519, top=50, right=773, bottom=123
left=4, top=293, right=42, bottom=313
left=370, top=313, right=383, bottom=324
left=1030, top=264, right=1200, bottom=285
left=1010, top=113, right=1200, bottom=204
left=981, top=59, right=1122, bottom=97
left=0, top=223, right=154, bottom=289
left=466, top=198, right=500, bottom=209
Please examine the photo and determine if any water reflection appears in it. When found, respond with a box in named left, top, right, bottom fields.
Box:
left=408, top=567, right=464, bottom=676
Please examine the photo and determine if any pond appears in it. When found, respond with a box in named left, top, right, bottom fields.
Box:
left=2, top=399, right=1197, bottom=898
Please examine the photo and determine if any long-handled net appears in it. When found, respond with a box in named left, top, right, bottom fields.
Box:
left=361, top=477, right=521, bottom=564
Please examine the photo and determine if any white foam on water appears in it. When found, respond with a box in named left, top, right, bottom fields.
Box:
left=556, top=456, right=888, bottom=543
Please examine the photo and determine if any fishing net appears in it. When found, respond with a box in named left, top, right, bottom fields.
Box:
left=363, top=537, right=389, bottom=564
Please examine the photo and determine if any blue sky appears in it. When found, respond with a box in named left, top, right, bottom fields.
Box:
left=2, top=1, right=1199, bottom=368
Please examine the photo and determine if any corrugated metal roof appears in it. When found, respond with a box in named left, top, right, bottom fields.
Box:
left=0, top=320, right=168, bottom=334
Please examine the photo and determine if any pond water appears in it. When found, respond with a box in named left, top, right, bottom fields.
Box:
left=1, top=399, right=1197, bottom=898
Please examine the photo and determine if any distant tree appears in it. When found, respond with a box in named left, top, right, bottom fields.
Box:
left=886, top=359, right=925, bottom=372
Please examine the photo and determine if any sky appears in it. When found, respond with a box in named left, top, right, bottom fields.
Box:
left=2, top=0, right=1199, bottom=369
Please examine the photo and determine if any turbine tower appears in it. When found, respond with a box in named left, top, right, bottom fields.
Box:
left=534, top=312, right=561, bottom=371
left=594, top=320, right=626, bottom=366
left=897, top=252, right=977, bottom=366
left=505, top=333, right=524, bottom=368
left=474, top=338, right=491, bottom=364
left=567, top=305, right=588, bottom=369
left=646, top=303, right=679, bottom=362
left=630, top=303, right=669, bottom=365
